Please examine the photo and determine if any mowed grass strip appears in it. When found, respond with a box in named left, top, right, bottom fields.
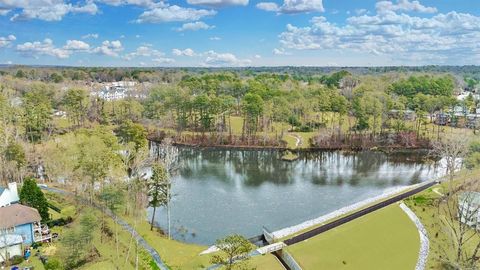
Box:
left=286, top=203, right=420, bottom=270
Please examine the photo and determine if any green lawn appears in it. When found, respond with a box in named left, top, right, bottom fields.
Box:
left=249, top=254, right=283, bottom=270
left=286, top=203, right=420, bottom=270
left=405, top=169, right=480, bottom=269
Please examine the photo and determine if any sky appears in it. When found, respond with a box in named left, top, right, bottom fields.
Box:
left=0, top=0, right=479, bottom=67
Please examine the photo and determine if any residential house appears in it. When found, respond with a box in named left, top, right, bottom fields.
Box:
left=434, top=112, right=449, bottom=126
left=467, top=114, right=480, bottom=129
left=0, top=234, right=22, bottom=263
left=0, top=183, right=51, bottom=263
left=0, top=183, right=19, bottom=207
left=93, top=81, right=138, bottom=101
left=387, top=110, right=416, bottom=121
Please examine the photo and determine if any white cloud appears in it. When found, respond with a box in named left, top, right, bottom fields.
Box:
left=1, top=0, right=98, bottom=21
left=273, top=48, right=290, bottom=55
left=0, top=34, right=16, bottom=48
left=93, top=40, right=123, bottom=57
left=254, top=54, right=261, bottom=59
left=136, top=5, right=216, bottom=23
left=97, top=0, right=165, bottom=8
left=209, top=36, right=221, bottom=41
left=176, top=21, right=214, bottom=31
left=16, top=38, right=93, bottom=59
left=153, top=57, right=175, bottom=64
left=257, top=0, right=324, bottom=14
left=376, top=0, right=437, bottom=14
left=355, top=8, right=368, bottom=15
left=64, top=40, right=90, bottom=51
left=277, top=3, right=480, bottom=64
left=16, top=39, right=70, bottom=59
left=123, top=45, right=165, bottom=60
left=203, top=50, right=251, bottom=66
left=0, top=9, right=10, bottom=16
left=172, top=48, right=196, bottom=57
left=186, top=0, right=248, bottom=7
left=82, top=33, right=99, bottom=39
left=256, top=2, right=279, bottom=12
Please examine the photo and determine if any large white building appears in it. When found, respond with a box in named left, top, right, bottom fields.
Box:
left=93, top=81, right=138, bottom=101
left=458, top=192, right=480, bottom=229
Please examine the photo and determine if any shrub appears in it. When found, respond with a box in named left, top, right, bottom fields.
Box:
left=44, top=258, right=64, bottom=270
left=10, top=255, right=24, bottom=265
left=46, top=216, right=74, bottom=227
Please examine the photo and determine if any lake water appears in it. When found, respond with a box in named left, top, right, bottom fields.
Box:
left=148, top=147, right=444, bottom=245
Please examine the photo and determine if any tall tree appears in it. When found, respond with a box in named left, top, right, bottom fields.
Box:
left=22, top=84, right=53, bottom=142
left=147, top=164, right=169, bottom=231
left=19, top=177, right=49, bottom=221
left=62, top=88, right=89, bottom=127
left=242, top=93, right=264, bottom=137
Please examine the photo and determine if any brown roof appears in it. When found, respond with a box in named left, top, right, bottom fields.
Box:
left=0, top=204, right=41, bottom=228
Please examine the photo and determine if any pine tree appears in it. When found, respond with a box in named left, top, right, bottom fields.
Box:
left=19, top=177, right=50, bottom=221
left=147, top=164, right=169, bottom=231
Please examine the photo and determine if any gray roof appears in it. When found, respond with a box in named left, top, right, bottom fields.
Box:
left=0, top=204, right=41, bottom=228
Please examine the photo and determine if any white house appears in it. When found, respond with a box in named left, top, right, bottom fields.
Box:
left=458, top=192, right=480, bottom=229
left=97, top=88, right=127, bottom=101
left=0, top=182, right=19, bottom=208
left=0, top=234, right=23, bottom=263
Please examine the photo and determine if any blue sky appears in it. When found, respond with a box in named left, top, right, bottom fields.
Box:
left=0, top=0, right=479, bottom=67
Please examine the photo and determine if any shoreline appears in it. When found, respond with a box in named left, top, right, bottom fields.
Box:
left=270, top=182, right=427, bottom=240
left=149, top=138, right=432, bottom=154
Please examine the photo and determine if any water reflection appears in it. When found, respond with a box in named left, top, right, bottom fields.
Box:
left=148, top=146, right=445, bottom=245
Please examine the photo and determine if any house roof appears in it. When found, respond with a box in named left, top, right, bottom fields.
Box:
left=0, top=234, right=23, bottom=249
left=0, top=204, right=41, bottom=228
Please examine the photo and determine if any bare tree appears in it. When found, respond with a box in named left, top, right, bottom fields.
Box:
left=433, top=135, right=470, bottom=192
left=155, top=138, right=179, bottom=239
left=436, top=176, right=480, bottom=269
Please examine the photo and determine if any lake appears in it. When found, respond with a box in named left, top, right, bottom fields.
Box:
left=148, top=147, right=444, bottom=245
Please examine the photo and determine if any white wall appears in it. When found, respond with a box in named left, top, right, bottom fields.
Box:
left=0, top=244, right=22, bottom=263
left=0, top=182, right=20, bottom=207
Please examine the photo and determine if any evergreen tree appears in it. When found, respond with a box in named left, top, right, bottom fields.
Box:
left=19, top=178, right=50, bottom=221
left=147, top=164, right=169, bottom=231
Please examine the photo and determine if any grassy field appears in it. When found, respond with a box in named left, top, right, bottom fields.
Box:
left=39, top=189, right=284, bottom=270
left=120, top=212, right=283, bottom=270
left=405, top=169, right=480, bottom=269
left=286, top=203, right=420, bottom=270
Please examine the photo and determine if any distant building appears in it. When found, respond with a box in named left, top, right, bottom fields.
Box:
left=0, top=183, right=51, bottom=263
left=97, top=88, right=127, bottom=101
left=458, top=192, right=480, bottom=229
left=404, top=110, right=416, bottom=121
left=435, top=113, right=449, bottom=126
left=388, top=110, right=416, bottom=121
left=467, top=114, right=480, bottom=129
left=52, top=110, right=67, bottom=119
left=93, top=81, right=138, bottom=101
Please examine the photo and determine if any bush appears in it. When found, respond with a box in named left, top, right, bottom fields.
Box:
left=46, top=216, right=73, bottom=227
left=10, top=255, right=24, bottom=265
left=44, top=258, right=64, bottom=270
left=293, top=125, right=313, bottom=132
left=48, top=203, right=62, bottom=213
